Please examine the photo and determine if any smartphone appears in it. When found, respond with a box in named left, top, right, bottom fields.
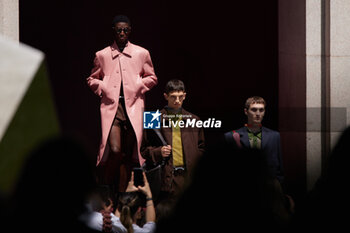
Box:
left=133, top=167, right=144, bottom=187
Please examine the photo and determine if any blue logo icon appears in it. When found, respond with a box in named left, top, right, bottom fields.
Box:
left=143, top=110, right=161, bottom=129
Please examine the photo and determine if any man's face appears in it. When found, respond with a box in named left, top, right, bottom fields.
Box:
left=245, top=103, right=265, bottom=125
left=164, top=91, right=186, bottom=110
left=113, top=22, right=131, bottom=45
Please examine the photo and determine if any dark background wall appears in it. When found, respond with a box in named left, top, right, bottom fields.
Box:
left=19, top=0, right=278, bottom=149
left=18, top=0, right=295, bottom=192
left=278, top=0, right=307, bottom=201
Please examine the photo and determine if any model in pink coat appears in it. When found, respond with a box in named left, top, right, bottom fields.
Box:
left=87, top=15, right=157, bottom=191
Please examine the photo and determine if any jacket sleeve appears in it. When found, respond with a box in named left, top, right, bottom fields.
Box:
left=140, top=129, right=164, bottom=164
left=87, top=55, right=104, bottom=97
left=140, top=51, right=158, bottom=94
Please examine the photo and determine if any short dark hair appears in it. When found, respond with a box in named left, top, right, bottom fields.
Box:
left=112, top=15, right=131, bottom=27
left=245, top=96, right=266, bottom=109
left=164, top=79, right=186, bottom=94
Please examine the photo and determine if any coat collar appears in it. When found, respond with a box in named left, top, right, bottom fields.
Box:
left=111, top=41, right=132, bottom=59
left=238, top=126, right=269, bottom=149
left=261, top=127, right=269, bottom=150
left=237, top=127, right=250, bottom=148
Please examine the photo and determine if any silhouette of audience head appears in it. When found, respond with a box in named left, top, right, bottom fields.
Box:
left=294, top=126, right=350, bottom=231
left=156, top=142, right=292, bottom=232
left=90, top=185, right=116, bottom=213
left=10, top=136, right=96, bottom=232
left=326, top=126, right=350, bottom=183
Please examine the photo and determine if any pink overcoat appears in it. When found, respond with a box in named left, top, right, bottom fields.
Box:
left=87, top=41, right=157, bottom=166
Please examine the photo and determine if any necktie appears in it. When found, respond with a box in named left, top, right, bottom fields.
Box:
left=172, top=119, right=184, bottom=167
left=248, top=131, right=262, bottom=149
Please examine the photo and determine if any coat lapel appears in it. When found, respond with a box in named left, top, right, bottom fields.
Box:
left=238, top=127, right=250, bottom=148
left=122, top=42, right=132, bottom=57
left=111, top=42, right=120, bottom=59
left=180, top=108, right=196, bottom=169
left=261, top=127, right=269, bottom=150
left=180, top=108, right=190, bottom=148
left=160, top=108, right=172, bottom=145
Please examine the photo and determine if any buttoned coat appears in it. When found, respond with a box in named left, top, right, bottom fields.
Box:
left=87, top=41, right=157, bottom=166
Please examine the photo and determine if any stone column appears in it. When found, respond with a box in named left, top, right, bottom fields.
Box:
left=281, top=0, right=350, bottom=192
left=306, top=0, right=323, bottom=191
left=306, top=0, right=350, bottom=191
left=0, top=0, right=19, bottom=41
left=330, top=0, right=350, bottom=143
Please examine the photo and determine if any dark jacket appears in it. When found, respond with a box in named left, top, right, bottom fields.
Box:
left=224, top=126, right=284, bottom=184
left=141, top=108, right=205, bottom=193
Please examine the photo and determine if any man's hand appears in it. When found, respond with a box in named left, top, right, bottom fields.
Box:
left=161, top=145, right=171, bottom=158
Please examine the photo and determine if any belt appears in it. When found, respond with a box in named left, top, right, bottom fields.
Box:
left=173, top=166, right=186, bottom=176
